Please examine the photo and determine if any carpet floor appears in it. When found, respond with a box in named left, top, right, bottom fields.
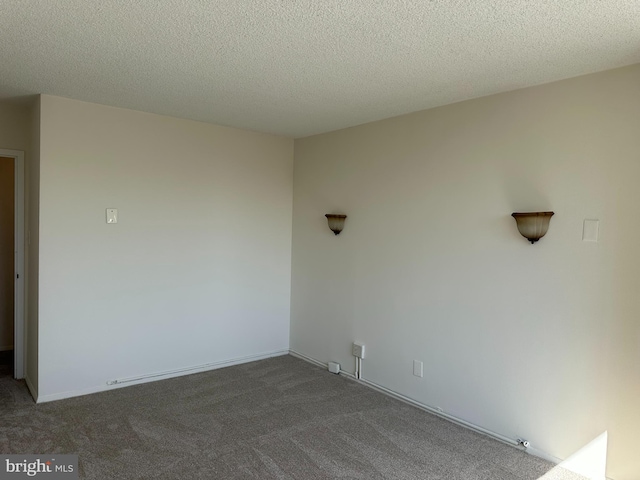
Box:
left=0, top=355, right=586, bottom=479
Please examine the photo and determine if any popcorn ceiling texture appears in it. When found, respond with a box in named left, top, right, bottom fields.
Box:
left=0, top=0, right=639, bottom=137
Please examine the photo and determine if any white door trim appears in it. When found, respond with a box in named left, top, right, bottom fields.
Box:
left=0, top=149, right=25, bottom=379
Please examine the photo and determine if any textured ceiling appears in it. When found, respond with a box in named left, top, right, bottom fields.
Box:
left=1, top=1, right=639, bottom=138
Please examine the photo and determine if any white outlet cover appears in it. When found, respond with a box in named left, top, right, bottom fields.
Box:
left=106, top=208, right=118, bottom=224
left=582, top=219, right=599, bottom=242
left=413, top=360, right=424, bottom=378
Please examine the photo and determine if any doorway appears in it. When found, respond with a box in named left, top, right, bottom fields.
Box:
left=0, top=149, right=24, bottom=379
left=0, top=156, right=14, bottom=376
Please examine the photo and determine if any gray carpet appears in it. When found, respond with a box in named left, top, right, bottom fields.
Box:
left=0, top=355, right=586, bottom=479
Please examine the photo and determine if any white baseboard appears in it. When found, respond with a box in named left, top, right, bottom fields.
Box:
left=288, top=349, right=357, bottom=379
left=24, top=374, right=38, bottom=402
left=289, top=350, right=617, bottom=480
left=289, top=350, right=557, bottom=456
left=37, top=349, right=289, bottom=403
left=518, top=445, right=561, bottom=464
left=0, top=345, right=13, bottom=351
left=288, top=350, right=332, bottom=369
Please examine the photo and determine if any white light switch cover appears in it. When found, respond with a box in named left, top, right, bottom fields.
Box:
left=583, top=219, right=599, bottom=242
left=106, top=208, right=118, bottom=224
left=413, top=360, right=424, bottom=378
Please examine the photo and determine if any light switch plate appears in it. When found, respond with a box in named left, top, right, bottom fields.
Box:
left=583, top=219, right=599, bottom=242
left=413, top=360, right=424, bottom=378
left=106, top=208, right=118, bottom=224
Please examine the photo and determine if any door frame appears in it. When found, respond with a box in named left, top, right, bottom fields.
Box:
left=0, top=149, right=25, bottom=379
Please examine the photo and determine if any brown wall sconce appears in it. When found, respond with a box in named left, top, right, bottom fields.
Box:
left=325, top=214, right=347, bottom=235
left=511, top=212, right=554, bottom=244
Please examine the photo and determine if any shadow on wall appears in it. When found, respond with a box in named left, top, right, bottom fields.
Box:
left=501, top=162, right=552, bottom=214
left=538, top=432, right=608, bottom=480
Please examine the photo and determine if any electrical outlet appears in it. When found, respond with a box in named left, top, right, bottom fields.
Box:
left=352, top=342, right=365, bottom=358
left=106, top=208, right=118, bottom=224
left=413, top=360, right=423, bottom=377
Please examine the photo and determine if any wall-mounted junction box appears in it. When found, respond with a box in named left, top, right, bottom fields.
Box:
left=352, top=342, right=365, bottom=358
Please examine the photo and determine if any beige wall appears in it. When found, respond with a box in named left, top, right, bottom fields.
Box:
left=291, top=64, right=640, bottom=479
left=37, top=95, right=293, bottom=400
left=0, top=157, right=14, bottom=350
left=0, top=101, right=29, bottom=152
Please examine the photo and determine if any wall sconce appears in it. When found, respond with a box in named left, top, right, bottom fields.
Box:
left=325, top=214, right=347, bottom=235
left=511, top=212, right=554, bottom=244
